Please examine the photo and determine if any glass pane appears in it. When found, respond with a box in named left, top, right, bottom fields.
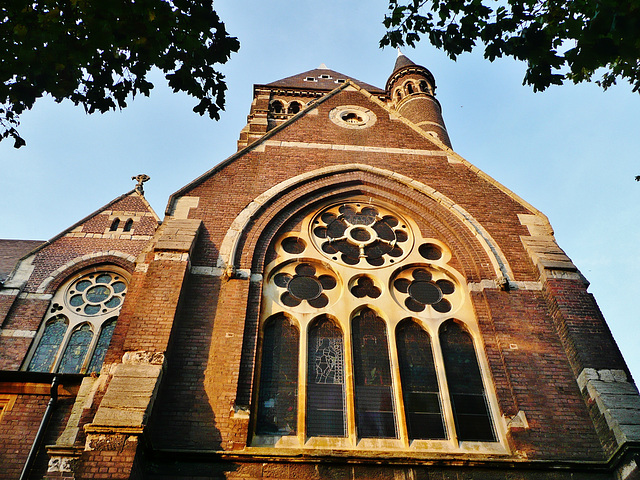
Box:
left=307, top=317, right=346, bottom=437
left=86, top=285, right=110, bottom=303
left=96, top=274, right=112, bottom=284
left=88, top=319, right=117, bottom=373
left=352, top=308, right=397, bottom=438
left=396, top=320, right=446, bottom=440
left=58, top=324, right=93, bottom=374
left=256, top=315, right=299, bottom=435
left=440, top=320, right=496, bottom=442
left=28, top=316, right=67, bottom=372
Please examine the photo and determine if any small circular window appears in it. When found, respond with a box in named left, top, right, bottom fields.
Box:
left=329, top=105, right=376, bottom=129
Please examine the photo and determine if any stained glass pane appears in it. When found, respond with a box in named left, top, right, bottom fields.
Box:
left=440, top=320, right=496, bottom=442
left=28, top=316, right=67, bottom=372
left=88, top=319, right=117, bottom=373
left=307, top=317, right=346, bottom=437
left=256, top=315, right=299, bottom=435
left=396, top=321, right=446, bottom=440
left=58, top=324, right=93, bottom=374
left=352, top=308, right=397, bottom=438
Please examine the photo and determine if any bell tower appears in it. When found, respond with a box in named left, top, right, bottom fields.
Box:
left=386, top=51, right=452, bottom=147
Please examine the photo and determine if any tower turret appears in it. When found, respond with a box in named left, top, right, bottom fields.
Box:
left=386, top=52, right=452, bottom=148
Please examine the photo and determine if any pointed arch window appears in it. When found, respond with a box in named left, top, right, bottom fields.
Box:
left=27, top=316, right=67, bottom=372
left=396, top=320, right=446, bottom=440
left=307, top=316, right=346, bottom=437
left=352, top=308, right=397, bottom=438
left=255, top=200, right=502, bottom=451
left=256, top=314, right=299, bottom=436
left=440, top=320, right=496, bottom=442
left=25, top=267, right=129, bottom=374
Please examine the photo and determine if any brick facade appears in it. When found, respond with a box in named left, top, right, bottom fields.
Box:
left=1, top=56, right=639, bottom=479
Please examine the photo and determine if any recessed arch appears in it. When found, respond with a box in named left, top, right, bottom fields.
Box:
left=218, top=164, right=514, bottom=284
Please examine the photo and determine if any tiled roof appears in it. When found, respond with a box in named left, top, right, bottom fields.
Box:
left=264, top=65, right=384, bottom=94
left=0, top=239, right=45, bottom=282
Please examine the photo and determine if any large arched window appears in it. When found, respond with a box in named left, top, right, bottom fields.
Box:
left=255, top=199, right=502, bottom=452
left=25, top=267, right=129, bottom=374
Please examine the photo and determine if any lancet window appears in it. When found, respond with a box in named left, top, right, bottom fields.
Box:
left=254, top=200, right=501, bottom=451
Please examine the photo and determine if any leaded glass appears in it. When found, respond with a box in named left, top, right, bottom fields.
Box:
left=58, top=324, right=93, bottom=374
left=396, top=320, right=446, bottom=440
left=88, top=319, right=117, bottom=373
left=28, top=316, right=67, bottom=372
left=256, top=315, right=299, bottom=435
left=352, top=308, right=397, bottom=438
left=440, top=320, right=495, bottom=442
left=307, top=317, right=346, bottom=437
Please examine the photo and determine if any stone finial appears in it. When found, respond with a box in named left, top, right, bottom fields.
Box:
left=132, top=174, right=150, bottom=195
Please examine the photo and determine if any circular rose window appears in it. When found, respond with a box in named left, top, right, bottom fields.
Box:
left=310, top=202, right=412, bottom=268
left=329, top=105, right=377, bottom=129
left=65, top=272, right=128, bottom=316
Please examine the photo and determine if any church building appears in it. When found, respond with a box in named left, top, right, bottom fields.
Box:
left=1, top=54, right=639, bottom=479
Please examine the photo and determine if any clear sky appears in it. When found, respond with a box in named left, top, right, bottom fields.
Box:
left=1, top=1, right=638, bottom=381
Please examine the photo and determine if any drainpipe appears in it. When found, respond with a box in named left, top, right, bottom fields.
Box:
left=19, top=375, right=59, bottom=480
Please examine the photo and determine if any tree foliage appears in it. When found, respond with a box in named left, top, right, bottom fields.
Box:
left=1, top=0, right=239, bottom=147
left=381, top=0, right=640, bottom=94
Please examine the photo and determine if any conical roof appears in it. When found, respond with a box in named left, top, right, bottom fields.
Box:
left=264, top=65, right=384, bottom=93
left=392, top=51, right=417, bottom=74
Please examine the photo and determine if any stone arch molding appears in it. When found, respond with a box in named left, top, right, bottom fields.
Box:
left=36, top=251, right=137, bottom=294
left=216, top=164, right=515, bottom=286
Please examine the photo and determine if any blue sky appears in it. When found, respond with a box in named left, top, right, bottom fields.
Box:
left=1, top=0, right=639, bottom=380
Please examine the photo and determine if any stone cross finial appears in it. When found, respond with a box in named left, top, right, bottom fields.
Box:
left=132, top=174, right=150, bottom=195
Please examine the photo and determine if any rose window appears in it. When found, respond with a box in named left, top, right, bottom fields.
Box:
left=392, top=267, right=456, bottom=313
left=272, top=262, right=337, bottom=308
left=65, top=272, right=127, bottom=316
left=311, top=203, right=411, bottom=267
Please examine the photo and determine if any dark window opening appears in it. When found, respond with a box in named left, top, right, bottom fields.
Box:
left=440, top=320, right=495, bottom=442
left=397, top=320, right=446, bottom=440
left=109, top=218, right=120, bottom=231
left=407, top=83, right=414, bottom=94
left=256, top=314, right=299, bottom=435
left=352, top=308, right=397, bottom=438
left=287, top=102, right=301, bottom=114
left=123, top=218, right=134, bottom=232
left=270, top=101, right=284, bottom=114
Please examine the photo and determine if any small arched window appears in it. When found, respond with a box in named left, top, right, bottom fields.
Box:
left=88, top=318, right=118, bottom=373
left=270, top=101, right=284, bottom=114
left=307, top=316, right=346, bottom=437
left=406, top=83, right=414, bottom=94
left=123, top=218, right=134, bottom=232
left=109, top=218, right=120, bottom=231
left=352, top=308, right=396, bottom=439
left=58, top=324, right=93, bottom=374
left=440, top=320, right=495, bottom=442
left=419, top=80, right=429, bottom=93
left=256, top=314, right=299, bottom=436
left=287, top=102, right=301, bottom=115
left=396, top=89, right=403, bottom=101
